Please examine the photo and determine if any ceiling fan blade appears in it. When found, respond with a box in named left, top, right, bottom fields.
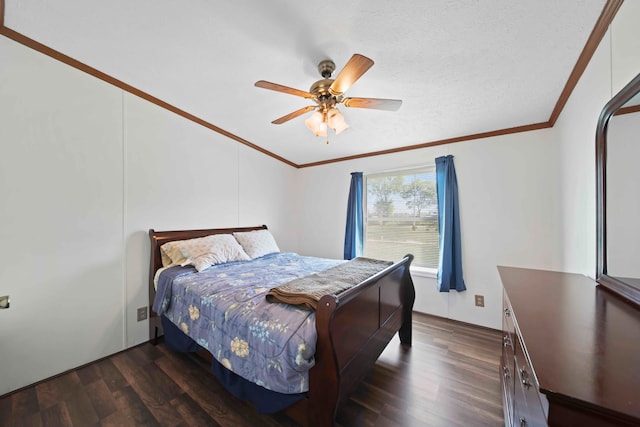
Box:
left=272, top=105, right=317, bottom=124
left=330, top=54, right=374, bottom=95
left=343, top=97, right=402, bottom=111
left=255, top=80, right=315, bottom=99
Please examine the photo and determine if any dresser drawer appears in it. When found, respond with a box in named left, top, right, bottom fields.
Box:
left=501, top=355, right=515, bottom=426
left=514, top=335, right=546, bottom=427
left=502, top=291, right=516, bottom=366
left=503, top=291, right=515, bottom=345
left=502, top=291, right=516, bottom=426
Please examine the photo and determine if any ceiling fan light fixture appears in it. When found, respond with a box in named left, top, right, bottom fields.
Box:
left=327, top=108, right=349, bottom=134
left=304, top=110, right=322, bottom=130
left=256, top=54, right=400, bottom=140
left=314, top=121, right=328, bottom=137
left=318, top=125, right=328, bottom=137
left=305, top=111, right=327, bottom=136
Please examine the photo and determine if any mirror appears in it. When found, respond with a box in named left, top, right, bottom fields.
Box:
left=596, top=72, right=640, bottom=306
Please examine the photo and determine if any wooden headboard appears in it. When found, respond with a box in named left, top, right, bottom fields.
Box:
left=147, top=224, right=267, bottom=341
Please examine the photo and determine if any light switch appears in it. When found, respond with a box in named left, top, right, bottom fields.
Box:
left=0, top=295, right=9, bottom=309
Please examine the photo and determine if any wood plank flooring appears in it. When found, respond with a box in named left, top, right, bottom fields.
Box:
left=0, top=312, right=503, bottom=426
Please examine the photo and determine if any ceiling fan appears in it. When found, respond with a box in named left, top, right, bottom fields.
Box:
left=255, top=54, right=402, bottom=138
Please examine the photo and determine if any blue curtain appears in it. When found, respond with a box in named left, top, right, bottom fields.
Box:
left=344, top=172, right=363, bottom=260
left=435, top=156, right=466, bottom=292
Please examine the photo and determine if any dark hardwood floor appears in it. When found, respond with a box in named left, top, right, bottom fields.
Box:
left=0, top=312, right=503, bottom=427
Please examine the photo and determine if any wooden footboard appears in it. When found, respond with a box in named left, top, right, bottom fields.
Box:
left=291, top=254, right=415, bottom=427
left=148, top=226, right=415, bottom=426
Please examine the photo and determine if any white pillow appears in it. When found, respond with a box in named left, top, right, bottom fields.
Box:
left=161, top=234, right=250, bottom=271
left=233, top=229, right=280, bottom=259
left=160, top=249, right=174, bottom=267
left=160, top=241, right=187, bottom=267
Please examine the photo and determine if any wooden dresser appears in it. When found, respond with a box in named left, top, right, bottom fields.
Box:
left=498, top=266, right=640, bottom=427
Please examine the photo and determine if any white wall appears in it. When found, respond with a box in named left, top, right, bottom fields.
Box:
left=0, top=35, right=297, bottom=395
left=0, top=36, right=125, bottom=393
left=123, top=95, right=298, bottom=347
left=554, top=0, right=640, bottom=277
left=553, top=31, right=611, bottom=277
left=611, top=1, right=640, bottom=95
left=297, top=129, right=561, bottom=330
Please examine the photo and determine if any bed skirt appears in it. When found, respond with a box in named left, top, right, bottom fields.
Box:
left=160, top=315, right=306, bottom=414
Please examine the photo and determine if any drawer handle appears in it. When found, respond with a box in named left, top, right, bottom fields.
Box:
left=519, top=368, right=531, bottom=389
left=520, top=417, right=527, bottom=427
left=503, top=335, right=512, bottom=348
left=504, top=308, right=511, bottom=317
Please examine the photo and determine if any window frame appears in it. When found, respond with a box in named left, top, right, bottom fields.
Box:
left=363, top=164, right=439, bottom=275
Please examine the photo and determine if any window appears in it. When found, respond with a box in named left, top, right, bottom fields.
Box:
left=364, top=166, right=439, bottom=269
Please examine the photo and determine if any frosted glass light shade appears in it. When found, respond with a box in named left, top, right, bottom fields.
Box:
left=327, top=108, right=349, bottom=134
left=305, top=111, right=322, bottom=133
left=306, top=108, right=348, bottom=137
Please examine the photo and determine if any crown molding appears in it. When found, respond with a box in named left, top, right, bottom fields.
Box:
left=0, top=0, right=623, bottom=169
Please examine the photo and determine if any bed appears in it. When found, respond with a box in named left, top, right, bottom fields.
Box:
left=148, top=225, right=415, bottom=426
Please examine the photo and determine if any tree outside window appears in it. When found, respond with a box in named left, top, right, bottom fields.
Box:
left=364, top=167, right=438, bottom=268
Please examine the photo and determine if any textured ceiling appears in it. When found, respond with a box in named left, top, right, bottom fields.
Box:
left=3, top=0, right=608, bottom=166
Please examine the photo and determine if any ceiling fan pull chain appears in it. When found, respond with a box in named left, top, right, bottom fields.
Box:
left=324, top=110, right=330, bottom=144
left=325, top=118, right=329, bottom=144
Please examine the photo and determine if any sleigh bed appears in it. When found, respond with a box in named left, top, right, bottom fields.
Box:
left=148, top=225, right=415, bottom=426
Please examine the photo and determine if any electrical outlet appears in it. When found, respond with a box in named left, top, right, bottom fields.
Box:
left=475, top=295, right=485, bottom=307
left=137, top=306, right=148, bottom=321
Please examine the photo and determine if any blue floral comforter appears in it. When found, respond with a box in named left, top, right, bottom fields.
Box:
left=152, top=252, right=344, bottom=394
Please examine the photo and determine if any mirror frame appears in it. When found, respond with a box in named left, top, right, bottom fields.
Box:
left=596, top=72, right=640, bottom=307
